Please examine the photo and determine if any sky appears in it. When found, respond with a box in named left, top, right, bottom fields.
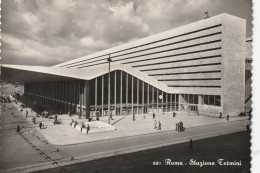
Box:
left=1, top=0, right=253, bottom=66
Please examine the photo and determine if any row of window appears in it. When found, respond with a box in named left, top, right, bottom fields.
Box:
left=149, top=70, right=221, bottom=76
left=181, top=94, right=221, bottom=106
left=60, top=24, right=222, bottom=68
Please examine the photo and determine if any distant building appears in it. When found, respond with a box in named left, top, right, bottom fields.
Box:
left=2, top=13, right=251, bottom=118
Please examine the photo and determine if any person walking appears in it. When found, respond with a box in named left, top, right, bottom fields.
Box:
left=153, top=113, right=155, bottom=119
left=87, top=124, right=90, bottom=134
left=154, top=120, right=157, bottom=129
left=133, top=113, right=136, bottom=121
left=226, top=114, right=229, bottom=121
left=16, top=125, right=20, bottom=133
left=26, top=110, right=28, bottom=117
left=219, top=112, right=222, bottom=119
left=39, top=122, right=42, bottom=129
left=158, top=121, right=161, bottom=130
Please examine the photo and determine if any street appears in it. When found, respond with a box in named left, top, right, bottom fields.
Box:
left=35, top=131, right=251, bottom=173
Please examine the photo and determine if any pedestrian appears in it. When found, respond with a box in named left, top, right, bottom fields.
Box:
left=39, top=122, right=42, bottom=129
left=16, top=125, right=20, bottom=133
left=219, top=112, right=222, bottom=119
left=158, top=121, right=161, bottom=130
left=154, top=120, right=157, bottom=129
left=81, top=123, right=84, bottom=132
left=226, top=114, right=229, bottom=121
left=133, top=113, right=136, bottom=121
left=110, top=112, right=113, bottom=120
left=87, top=124, right=90, bottom=134
left=70, top=119, right=74, bottom=126
left=26, top=110, right=28, bottom=117
left=153, top=113, right=155, bottom=119
left=180, top=121, right=183, bottom=127
left=189, top=139, right=193, bottom=150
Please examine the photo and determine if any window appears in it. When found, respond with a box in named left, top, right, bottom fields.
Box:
left=185, top=94, right=189, bottom=103
left=194, top=95, right=198, bottom=104
left=203, top=95, right=209, bottom=105
left=209, top=95, right=214, bottom=105
left=189, top=94, right=193, bottom=104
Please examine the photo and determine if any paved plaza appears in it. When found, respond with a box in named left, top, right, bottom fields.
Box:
left=8, top=101, right=248, bottom=146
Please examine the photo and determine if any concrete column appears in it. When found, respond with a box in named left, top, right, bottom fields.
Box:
left=178, top=94, right=181, bottom=111
left=157, top=88, right=159, bottom=110
left=69, top=80, right=72, bottom=112
left=132, top=75, right=134, bottom=114
left=147, top=84, right=149, bottom=113
left=65, top=81, right=68, bottom=113
left=120, top=71, right=122, bottom=116
left=71, top=81, right=74, bottom=112
left=166, top=93, right=168, bottom=112
left=126, top=74, right=128, bottom=115
left=198, top=95, right=203, bottom=113
left=137, top=79, right=139, bottom=113
left=84, top=80, right=90, bottom=119
left=102, top=76, right=104, bottom=117
left=170, top=94, right=173, bottom=112
left=95, top=78, right=97, bottom=116
left=79, top=81, right=83, bottom=117
left=142, top=81, right=144, bottom=115
left=114, top=72, right=117, bottom=116
left=152, top=87, right=154, bottom=112
left=160, top=91, right=164, bottom=112
left=198, top=95, right=203, bottom=105
left=74, top=81, right=77, bottom=113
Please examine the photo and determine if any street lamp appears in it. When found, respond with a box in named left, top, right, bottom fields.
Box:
left=159, top=94, right=163, bottom=113
left=107, top=56, right=112, bottom=124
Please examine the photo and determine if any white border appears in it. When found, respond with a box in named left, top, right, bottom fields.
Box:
left=252, top=0, right=260, bottom=173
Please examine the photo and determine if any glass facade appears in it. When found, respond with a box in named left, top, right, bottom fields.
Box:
left=24, top=70, right=222, bottom=118
left=88, top=70, right=179, bottom=116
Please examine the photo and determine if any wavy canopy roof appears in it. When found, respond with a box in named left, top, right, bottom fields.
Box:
left=2, top=64, right=173, bottom=93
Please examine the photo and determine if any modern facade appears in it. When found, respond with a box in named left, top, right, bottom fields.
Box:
left=2, top=13, right=251, bottom=118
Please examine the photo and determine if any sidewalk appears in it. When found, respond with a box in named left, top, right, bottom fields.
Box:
left=11, top=101, right=249, bottom=146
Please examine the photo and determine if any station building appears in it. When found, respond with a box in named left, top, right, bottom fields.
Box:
left=2, top=13, right=252, bottom=118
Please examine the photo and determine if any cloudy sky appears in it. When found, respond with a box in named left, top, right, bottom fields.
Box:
left=1, top=0, right=253, bottom=66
